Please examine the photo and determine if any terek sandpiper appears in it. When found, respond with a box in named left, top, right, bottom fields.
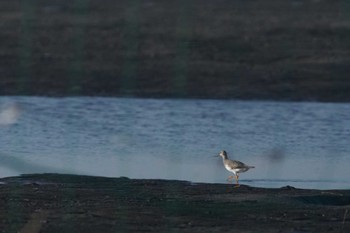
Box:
left=218, top=150, right=255, bottom=187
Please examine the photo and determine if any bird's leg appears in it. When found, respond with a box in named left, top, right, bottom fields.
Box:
left=234, top=174, right=240, bottom=188
left=227, top=175, right=234, bottom=183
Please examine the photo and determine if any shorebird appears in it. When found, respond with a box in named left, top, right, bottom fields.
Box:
left=218, top=150, right=255, bottom=187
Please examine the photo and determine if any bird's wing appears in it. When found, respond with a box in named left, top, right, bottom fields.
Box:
left=226, top=159, right=247, bottom=168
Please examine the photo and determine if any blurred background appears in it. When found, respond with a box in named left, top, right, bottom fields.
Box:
left=1, top=0, right=350, bottom=189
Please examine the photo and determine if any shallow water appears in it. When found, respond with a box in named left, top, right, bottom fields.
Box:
left=1, top=97, right=350, bottom=189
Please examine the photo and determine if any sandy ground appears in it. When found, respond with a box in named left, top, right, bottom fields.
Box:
left=0, top=174, right=349, bottom=232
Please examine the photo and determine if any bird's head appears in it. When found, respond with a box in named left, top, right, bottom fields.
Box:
left=218, top=150, right=228, bottom=159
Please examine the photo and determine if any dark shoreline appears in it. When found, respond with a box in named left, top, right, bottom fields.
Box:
left=1, top=173, right=349, bottom=232
left=1, top=0, right=350, bottom=102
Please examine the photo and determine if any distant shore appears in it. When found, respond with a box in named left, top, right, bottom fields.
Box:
left=0, top=173, right=349, bottom=232
left=1, top=0, right=350, bottom=102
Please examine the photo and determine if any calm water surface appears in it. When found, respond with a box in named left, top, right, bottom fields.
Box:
left=1, top=97, right=350, bottom=189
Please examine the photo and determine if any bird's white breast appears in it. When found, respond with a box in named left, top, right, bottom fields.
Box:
left=224, top=164, right=237, bottom=173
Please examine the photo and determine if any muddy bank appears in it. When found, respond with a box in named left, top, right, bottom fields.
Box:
left=1, top=0, right=350, bottom=102
left=0, top=174, right=349, bottom=232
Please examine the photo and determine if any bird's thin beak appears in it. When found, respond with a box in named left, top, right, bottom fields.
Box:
left=213, top=154, right=219, bottom=157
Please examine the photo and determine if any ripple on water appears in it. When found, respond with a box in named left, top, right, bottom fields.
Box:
left=1, top=97, right=350, bottom=189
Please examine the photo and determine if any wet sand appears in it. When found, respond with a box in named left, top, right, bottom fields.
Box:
left=0, top=174, right=349, bottom=232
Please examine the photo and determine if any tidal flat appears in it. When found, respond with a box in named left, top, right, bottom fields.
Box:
left=0, top=174, right=349, bottom=232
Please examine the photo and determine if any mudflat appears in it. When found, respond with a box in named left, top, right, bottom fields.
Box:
left=0, top=174, right=349, bottom=232
left=1, top=0, right=350, bottom=101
